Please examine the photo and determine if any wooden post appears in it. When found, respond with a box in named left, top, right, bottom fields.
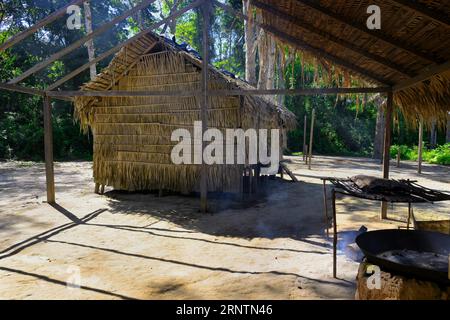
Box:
left=418, top=118, right=423, bottom=174
left=323, top=179, right=329, bottom=237
left=308, top=108, right=315, bottom=170
left=381, top=91, right=393, bottom=219
left=43, top=95, right=55, bottom=204
left=407, top=202, right=412, bottom=230
left=396, top=147, right=401, bottom=167
left=200, top=0, right=210, bottom=213
left=303, top=114, right=307, bottom=162
left=331, top=188, right=337, bottom=278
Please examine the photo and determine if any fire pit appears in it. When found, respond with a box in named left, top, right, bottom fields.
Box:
left=356, top=230, right=450, bottom=285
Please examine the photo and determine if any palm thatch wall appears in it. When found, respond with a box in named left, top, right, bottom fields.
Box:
left=74, top=33, right=296, bottom=193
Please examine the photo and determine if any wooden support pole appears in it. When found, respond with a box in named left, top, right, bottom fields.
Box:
left=418, top=118, right=424, bottom=174
left=381, top=91, right=393, bottom=219
left=43, top=95, right=55, bottom=204
left=332, top=188, right=337, bottom=278
left=407, top=202, right=412, bottom=230
left=397, top=147, right=401, bottom=167
left=303, top=115, right=307, bottom=162
left=323, top=179, right=329, bottom=237
left=308, top=108, right=315, bottom=170
left=200, top=0, right=209, bottom=213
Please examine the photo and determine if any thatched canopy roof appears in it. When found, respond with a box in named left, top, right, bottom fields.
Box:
left=74, top=31, right=296, bottom=130
left=252, top=0, right=450, bottom=126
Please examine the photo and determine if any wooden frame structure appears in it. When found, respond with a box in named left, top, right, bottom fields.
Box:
left=0, top=0, right=449, bottom=217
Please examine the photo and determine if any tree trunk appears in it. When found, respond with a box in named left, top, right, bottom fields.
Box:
left=430, top=118, right=437, bottom=148
left=373, top=97, right=385, bottom=160
left=83, top=1, right=96, bottom=80
left=276, top=47, right=285, bottom=106
left=257, top=29, right=275, bottom=93
left=243, top=0, right=257, bottom=86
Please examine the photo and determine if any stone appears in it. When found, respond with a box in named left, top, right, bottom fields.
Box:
left=355, top=261, right=450, bottom=300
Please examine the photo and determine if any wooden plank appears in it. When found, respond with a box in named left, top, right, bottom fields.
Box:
left=294, top=0, right=442, bottom=64
left=389, top=0, right=450, bottom=28
left=381, top=91, right=393, bottom=219
left=279, top=162, right=298, bottom=182
left=251, top=0, right=415, bottom=77
left=215, top=1, right=391, bottom=85
left=200, top=0, right=209, bottom=214
left=393, top=60, right=450, bottom=91
left=0, top=0, right=86, bottom=52
left=8, top=0, right=158, bottom=84
left=43, top=95, right=55, bottom=204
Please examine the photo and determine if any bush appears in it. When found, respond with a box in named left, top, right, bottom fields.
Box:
left=390, top=143, right=450, bottom=165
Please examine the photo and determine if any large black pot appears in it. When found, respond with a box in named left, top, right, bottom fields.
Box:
left=356, top=229, right=450, bottom=285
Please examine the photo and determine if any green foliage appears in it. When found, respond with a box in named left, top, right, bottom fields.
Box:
left=390, top=144, right=450, bottom=165
left=284, top=53, right=378, bottom=157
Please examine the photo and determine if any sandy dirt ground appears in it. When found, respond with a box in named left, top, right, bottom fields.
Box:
left=0, top=156, right=448, bottom=300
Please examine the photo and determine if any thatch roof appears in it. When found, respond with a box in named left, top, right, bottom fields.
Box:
left=73, top=31, right=296, bottom=193
left=73, top=32, right=297, bottom=131
left=253, top=0, right=450, bottom=127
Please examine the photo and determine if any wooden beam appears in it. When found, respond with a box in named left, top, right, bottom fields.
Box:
left=200, top=0, right=209, bottom=213
left=46, top=0, right=202, bottom=90
left=0, top=83, right=44, bottom=96
left=43, top=95, right=55, bottom=204
left=45, top=86, right=391, bottom=98
left=0, top=0, right=86, bottom=52
left=215, top=1, right=391, bottom=85
left=0, top=83, right=73, bottom=101
left=251, top=0, right=415, bottom=78
left=8, top=0, right=158, bottom=84
left=389, top=0, right=450, bottom=28
left=208, top=87, right=392, bottom=96
left=294, top=0, right=441, bottom=63
left=46, top=90, right=201, bottom=97
left=393, top=60, right=450, bottom=91
left=381, top=91, right=393, bottom=219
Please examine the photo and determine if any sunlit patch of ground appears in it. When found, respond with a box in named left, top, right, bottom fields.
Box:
left=0, top=157, right=448, bottom=299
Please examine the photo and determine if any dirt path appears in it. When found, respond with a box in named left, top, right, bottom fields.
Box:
left=0, top=157, right=448, bottom=299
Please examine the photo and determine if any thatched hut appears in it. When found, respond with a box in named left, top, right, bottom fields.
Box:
left=74, top=32, right=296, bottom=193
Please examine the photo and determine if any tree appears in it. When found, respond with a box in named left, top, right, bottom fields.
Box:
left=243, top=0, right=256, bottom=85
left=373, top=96, right=385, bottom=160
left=83, top=1, right=96, bottom=80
